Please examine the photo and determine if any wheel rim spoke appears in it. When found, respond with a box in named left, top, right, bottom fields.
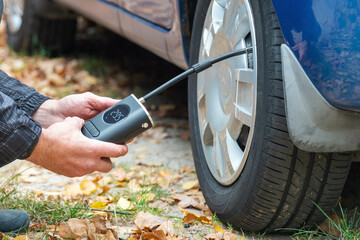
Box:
left=235, top=68, right=254, bottom=126
left=214, top=131, right=226, bottom=177
left=232, top=5, right=250, bottom=46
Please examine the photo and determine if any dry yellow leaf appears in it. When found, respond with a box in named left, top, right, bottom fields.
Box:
left=128, top=179, right=142, bottom=193
left=91, top=201, right=107, bottom=209
left=135, top=147, right=150, bottom=152
left=64, top=183, right=82, bottom=196
left=136, top=154, right=146, bottom=159
left=150, top=139, right=160, bottom=144
left=214, top=223, right=225, bottom=233
left=138, top=193, right=155, bottom=202
left=80, top=179, right=98, bottom=195
left=182, top=180, right=198, bottom=190
left=47, top=225, right=59, bottom=232
left=158, top=169, right=171, bottom=178
left=158, top=177, right=170, bottom=188
left=13, top=235, right=28, bottom=240
left=99, top=185, right=111, bottom=195
left=117, top=197, right=133, bottom=210
left=115, top=182, right=127, bottom=188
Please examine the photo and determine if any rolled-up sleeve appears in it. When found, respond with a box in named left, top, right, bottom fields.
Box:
left=0, top=70, right=50, bottom=115
left=0, top=91, right=42, bottom=167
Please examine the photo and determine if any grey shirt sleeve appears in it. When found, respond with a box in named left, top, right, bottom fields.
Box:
left=0, top=91, right=43, bottom=167
left=0, top=71, right=50, bottom=167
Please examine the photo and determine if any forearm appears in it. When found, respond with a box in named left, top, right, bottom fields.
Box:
left=0, top=70, right=50, bottom=115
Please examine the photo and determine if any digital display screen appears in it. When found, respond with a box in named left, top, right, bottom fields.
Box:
left=103, top=104, right=130, bottom=124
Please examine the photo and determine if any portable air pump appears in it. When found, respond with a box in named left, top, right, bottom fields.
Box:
left=81, top=47, right=252, bottom=144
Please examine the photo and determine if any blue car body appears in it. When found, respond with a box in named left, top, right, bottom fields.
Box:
left=272, top=0, right=360, bottom=112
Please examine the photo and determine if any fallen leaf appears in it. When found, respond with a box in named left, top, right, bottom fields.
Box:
left=214, top=224, right=225, bottom=233
left=146, top=127, right=169, bottom=140
left=205, top=232, right=244, bottom=240
left=182, top=180, right=198, bottom=190
left=115, top=182, right=127, bottom=188
left=91, top=201, right=107, bottom=209
left=180, top=165, right=194, bottom=173
left=105, top=230, right=117, bottom=240
left=47, top=225, right=59, bottom=232
left=134, top=211, right=175, bottom=235
left=80, top=179, right=98, bottom=195
left=135, top=147, right=150, bottom=152
left=179, top=132, right=190, bottom=140
left=117, top=197, right=133, bottom=210
left=182, top=212, right=196, bottom=224
left=317, top=213, right=342, bottom=237
left=87, top=221, right=97, bottom=240
left=128, top=179, right=142, bottom=193
left=138, top=193, right=156, bottom=202
left=93, top=214, right=107, bottom=234
left=99, top=185, right=111, bottom=195
left=173, top=194, right=200, bottom=208
left=29, top=223, right=46, bottom=230
left=150, top=139, right=160, bottom=144
left=142, top=230, right=167, bottom=240
left=136, top=154, right=146, bottom=159
left=58, top=222, right=72, bottom=239
left=13, top=235, right=28, bottom=240
left=149, top=200, right=169, bottom=210
left=0, top=232, right=12, bottom=240
left=111, top=167, right=127, bottom=181
left=59, top=218, right=88, bottom=239
left=138, top=162, right=163, bottom=167
left=179, top=206, right=212, bottom=225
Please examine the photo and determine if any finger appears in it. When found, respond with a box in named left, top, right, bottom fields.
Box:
left=64, top=116, right=85, bottom=129
left=89, top=140, right=128, bottom=158
left=91, top=95, right=119, bottom=111
left=95, top=157, right=113, bottom=173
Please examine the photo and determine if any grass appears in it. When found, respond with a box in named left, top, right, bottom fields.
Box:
left=287, top=204, right=360, bottom=239
left=0, top=172, right=92, bottom=226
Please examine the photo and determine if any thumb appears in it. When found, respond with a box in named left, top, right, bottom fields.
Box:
left=64, top=116, right=85, bottom=129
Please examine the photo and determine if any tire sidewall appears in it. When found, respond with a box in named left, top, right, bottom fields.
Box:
left=188, top=0, right=269, bottom=222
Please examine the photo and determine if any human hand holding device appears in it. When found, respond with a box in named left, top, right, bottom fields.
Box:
left=27, top=116, right=128, bottom=177
left=28, top=92, right=127, bottom=177
left=32, top=92, right=118, bottom=128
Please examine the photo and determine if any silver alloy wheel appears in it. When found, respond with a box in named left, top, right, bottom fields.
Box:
left=197, top=0, right=257, bottom=185
left=5, top=0, right=25, bottom=34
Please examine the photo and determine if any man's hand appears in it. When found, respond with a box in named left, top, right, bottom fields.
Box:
left=32, top=92, right=118, bottom=128
left=27, top=117, right=128, bottom=177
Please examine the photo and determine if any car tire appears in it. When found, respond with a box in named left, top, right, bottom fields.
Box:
left=5, top=0, right=76, bottom=53
left=188, top=0, right=352, bottom=232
